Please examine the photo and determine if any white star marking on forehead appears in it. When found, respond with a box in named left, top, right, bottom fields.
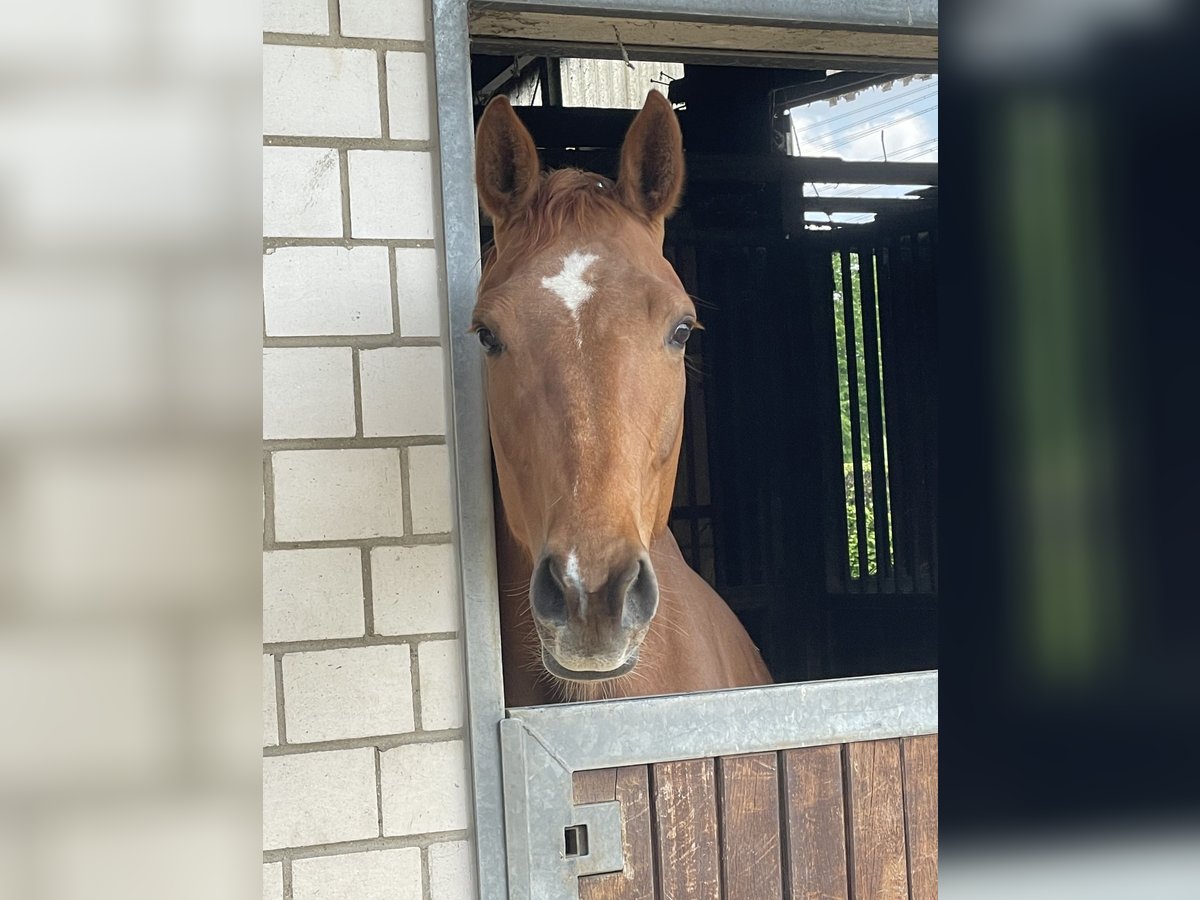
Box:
left=541, top=250, right=600, bottom=320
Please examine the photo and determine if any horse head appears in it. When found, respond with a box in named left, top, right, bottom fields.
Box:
left=473, top=91, right=691, bottom=684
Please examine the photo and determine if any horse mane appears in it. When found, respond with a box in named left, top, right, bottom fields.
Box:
left=483, top=168, right=643, bottom=270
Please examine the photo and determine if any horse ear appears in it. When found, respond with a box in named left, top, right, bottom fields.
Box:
left=475, top=96, right=541, bottom=222
left=618, top=90, right=685, bottom=220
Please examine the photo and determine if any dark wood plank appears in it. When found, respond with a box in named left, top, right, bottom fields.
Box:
left=847, top=740, right=908, bottom=900
left=902, top=736, right=938, bottom=900
left=652, top=758, right=722, bottom=900
left=575, top=768, right=617, bottom=805
left=718, top=752, right=783, bottom=900
left=579, top=766, right=655, bottom=900
left=782, top=745, right=848, bottom=900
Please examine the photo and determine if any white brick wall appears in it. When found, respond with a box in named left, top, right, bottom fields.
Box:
left=263, top=147, right=343, bottom=238
left=263, top=862, right=283, bottom=900
left=359, top=346, right=446, bottom=437
left=272, top=449, right=405, bottom=541
left=263, top=348, right=356, bottom=439
left=340, top=0, right=427, bottom=40
left=263, top=0, right=328, bottom=35
left=418, top=639, right=464, bottom=730
left=394, top=247, right=443, bottom=336
left=263, top=246, right=393, bottom=337
left=263, top=45, right=381, bottom=138
left=263, top=749, right=379, bottom=849
left=386, top=51, right=431, bottom=141
left=263, top=655, right=279, bottom=747
left=348, top=150, right=435, bottom=238
left=371, top=544, right=459, bottom=635
left=282, top=645, right=415, bottom=742
left=263, top=5, right=471, bottom=894
left=380, top=740, right=470, bottom=835
left=263, top=548, right=364, bottom=642
left=407, top=444, right=452, bottom=533
left=292, top=849, right=423, bottom=900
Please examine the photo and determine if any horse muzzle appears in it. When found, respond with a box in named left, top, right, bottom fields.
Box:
left=528, top=547, right=658, bottom=681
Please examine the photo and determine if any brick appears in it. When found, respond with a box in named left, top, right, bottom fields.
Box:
left=418, top=639, right=464, bottom=730
left=263, top=246, right=393, bottom=337
left=386, top=52, right=430, bottom=141
left=340, top=0, right=426, bottom=40
left=359, top=347, right=445, bottom=438
left=429, top=841, right=474, bottom=900
left=263, top=862, right=282, bottom=900
left=264, top=0, right=328, bottom=34
left=380, top=740, right=469, bottom=835
left=407, top=444, right=452, bottom=534
left=263, top=748, right=378, bottom=849
left=394, top=247, right=442, bottom=337
left=263, top=45, right=380, bottom=138
left=263, top=548, right=365, bottom=643
left=263, top=348, right=356, bottom=440
left=272, top=450, right=404, bottom=541
left=263, top=147, right=343, bottom=238
left=282, top=646, right=414, bottom=743
left=263, top=655, right=279, bottom=747
left=292, top=849, right=422, bottom=900
left=348, top=150, right=434, bottom=239
left=371, top=544, right=459, bottom=636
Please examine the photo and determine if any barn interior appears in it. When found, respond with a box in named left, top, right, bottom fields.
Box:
left=471, top=45, right=938, bottom=687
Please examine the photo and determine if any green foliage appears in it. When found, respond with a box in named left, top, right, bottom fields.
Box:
left=831, top=254, right=892, bottom=578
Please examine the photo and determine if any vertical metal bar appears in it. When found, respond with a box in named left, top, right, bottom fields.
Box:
left=840, top=250, right=870, bottom=584
left=544, top=56, right=564, bottom=106
left=816, top=246, right=849, bottom=596
left=876, top=241, right=911, bottom=592
left=858, top=247, right=892, bottom=588
left=430, top=2, right=509, bottom=897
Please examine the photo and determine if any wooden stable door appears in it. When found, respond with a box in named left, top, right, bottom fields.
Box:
left=500, top=672, right=937, bottom=899
left=569, top=737, right=937, bottom=900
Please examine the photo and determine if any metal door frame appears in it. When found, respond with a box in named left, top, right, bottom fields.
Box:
left=502, top=670, right=936, bottom=898
left=428, top=3, right=939, bottom=897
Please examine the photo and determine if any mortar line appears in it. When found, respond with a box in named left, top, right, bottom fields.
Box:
left=400, top=445, right=415, bottom=536
left=262, top=452, right=277, bottom=548
left=265, top=632, right=457, bottom=655
left=265, top=335, right=442, bottom=349
left=264, top=728, right=464, bottom=757
left=274, top=654, right=288, bottom=745
left=377, top=50, right=391, bottom=141
left=352, top=347, right=364, bottom=438
left=409, top=642, right=423, bottom=731
left=271, top=533, right=452, bottom=551
left=263, top=830, right=470, bottom=864
left=264, top=135, right=431, bottom=152
left=420, top=846, right=433, bottom=900
left=389, top=245, right=402, bottom=339
left=338, top=149, right=352, bottom=239
left=264, top=237, right=434, bottom=249
left=325, top=0, right=341, bottom=37
left=265, top=434, right=446, bottom=451
left=361, top=547, right=376, bottom=636
left=282, top=858, right=293, bottom=900
left=375, top=747, right=385, bottom=836
left=264, top=32, right=430, bottom=53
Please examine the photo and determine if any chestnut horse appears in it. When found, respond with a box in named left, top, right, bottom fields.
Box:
left=473, top=91, right=772, bottom=704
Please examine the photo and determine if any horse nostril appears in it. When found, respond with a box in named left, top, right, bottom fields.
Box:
left=621, top=555, right=658, bottom=627
left=530, top=555, right=569, bottom=624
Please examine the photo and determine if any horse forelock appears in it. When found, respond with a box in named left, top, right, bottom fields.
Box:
left=484, top=168, right=648, bottom=273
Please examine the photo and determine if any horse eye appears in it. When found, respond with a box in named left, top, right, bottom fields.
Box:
left=669, top=322, right=693, bottom=348
left=477, top=327, right=502, bottom=354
